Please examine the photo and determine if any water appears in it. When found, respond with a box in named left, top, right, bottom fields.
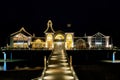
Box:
left=0, top=61, right=7, bottom=71
left=0, top=59, right=44, bottom=71
left=0, top=50, right=120, bottom=80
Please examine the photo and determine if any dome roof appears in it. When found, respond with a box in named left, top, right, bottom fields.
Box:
left=55, top=30, right=65, bottom=34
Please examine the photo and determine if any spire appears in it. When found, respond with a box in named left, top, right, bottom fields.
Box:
left=47, top=20, right=53, bottom=27
left=44, top=20, right=55, bottom=33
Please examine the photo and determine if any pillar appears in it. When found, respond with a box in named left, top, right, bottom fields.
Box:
left=106, top=36, right=109, bottom=47
left=112, top=51, right=116, bottom=62
left=2, top=52, right=6, bottom=61
left=88, top=36, right=92, bottom=48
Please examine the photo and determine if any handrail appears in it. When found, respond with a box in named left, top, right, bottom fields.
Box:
left=47, top=49, right=54, bottom=65
left=70, top=65, right=79, bottom=80
left=65, top=50, right=79, bottom=80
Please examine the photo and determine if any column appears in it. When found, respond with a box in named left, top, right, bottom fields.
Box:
left=88, top=36, right=92, bottom=48
left=106, top=36, right=109, bottom=47
left=112, top=51, right=116, bottom=62
left=3, top=52, right=6, bottom=61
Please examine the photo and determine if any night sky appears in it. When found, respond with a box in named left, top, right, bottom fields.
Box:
left=0, top=0, right=120, bottom=47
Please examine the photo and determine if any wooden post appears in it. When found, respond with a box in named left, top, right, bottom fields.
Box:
left=44, top=56, right=46, bottom=69
left=70, top=56, right=72, bottom=66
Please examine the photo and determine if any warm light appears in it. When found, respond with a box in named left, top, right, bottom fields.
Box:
left=47, top=34, right=53, bottom=40
left=56, top=42, right=62, bottom=45
left=60, top=63, right=68, bottom=65
left=60, top=67, right=70, bottom=70
left=43, top=75, right=74, bottom=80
left=47, top=36, right=52, bottom=40
left=50, top=57, right=58, bottom=60
left=45, top=69, right=72, bottom=74
left=60, top=60, right=67, bottom=62
left=51, top=56, right=58, bottom=58
left=55, top=34, right=64, bottom=40
left=63, top=76, right=74, bottom=79
left=38, top=78, right=42, bottom=80
left=88, top=36, right=92, bottom=48
left=48, top=64, right=58, bottom=67
left=43, top=76, right=54, bottom=80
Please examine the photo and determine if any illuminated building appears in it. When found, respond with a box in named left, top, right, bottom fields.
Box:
left=9, top=20, right=112, bottom=50
left=10, top=27, right=32, bottom=48
left=87, top=32, right=112, bottom=49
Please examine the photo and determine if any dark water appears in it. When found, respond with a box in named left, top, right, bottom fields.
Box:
left=0, top=60, right=120, bottom=80
left=0, top=50, right=120, bottom=80
left=0, top=59, right=44, bottom=80
left=0, top=60, right=43, bottom=71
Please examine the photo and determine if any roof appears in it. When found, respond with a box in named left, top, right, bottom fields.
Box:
left=55, top=30, right=65, bottom=34
left=10, top=27, right=32, bottom=37
left=32, top=37, right=45, bottom=41
left=92, top=32, right=106, bottom=37
left=44, top=20, right=55, bottom=33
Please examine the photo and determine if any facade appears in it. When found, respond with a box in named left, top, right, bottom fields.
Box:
left=10, top=27, right=32, bottom=48
left=8, top=20, right=112, bottom=50
left=87, top=32, right=112, bottom=49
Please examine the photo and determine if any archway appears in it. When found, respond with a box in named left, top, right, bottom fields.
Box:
left=54, top=33, right=65, bottom=49
left=75, top=39, right=87, bottom=49
left=54, top=34, right=64, bottom=40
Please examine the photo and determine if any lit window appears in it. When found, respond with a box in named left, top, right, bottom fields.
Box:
left=95, top=42, right=102, bottom=45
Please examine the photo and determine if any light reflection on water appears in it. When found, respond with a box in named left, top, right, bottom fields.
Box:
left=0, top=61, right=7, bottom=71
left=0, top=59, right=25, bottom=71
left=0, top=59, right=43, bottom=71
left=3, top=61, right=7, bottom=71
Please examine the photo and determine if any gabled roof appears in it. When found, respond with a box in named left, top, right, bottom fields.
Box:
left=44, top=20, right=55, bottom=33
left=10, top=27, right=32, bottom=37
left=92, top=32, right=105, bottom=37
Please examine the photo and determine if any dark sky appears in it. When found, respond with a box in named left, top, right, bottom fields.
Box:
left=0, top=0, right=120, bottom=47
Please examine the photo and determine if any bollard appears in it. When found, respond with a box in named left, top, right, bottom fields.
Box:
left=2, top=52, right=6, bottom=61
left=112, top=51, right=116, bottom=62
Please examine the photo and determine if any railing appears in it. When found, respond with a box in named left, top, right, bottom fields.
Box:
left=70, top=56, right=79, bottom=80
left=32, top=44, right=79, bottom=80
left=65, top=50, right=79, bottom=80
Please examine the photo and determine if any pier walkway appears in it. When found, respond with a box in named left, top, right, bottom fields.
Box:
left=32, top=42, right=78, bottom=80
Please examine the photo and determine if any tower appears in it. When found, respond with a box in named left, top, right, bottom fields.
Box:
left=44, top=20, right=55, bottom=49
